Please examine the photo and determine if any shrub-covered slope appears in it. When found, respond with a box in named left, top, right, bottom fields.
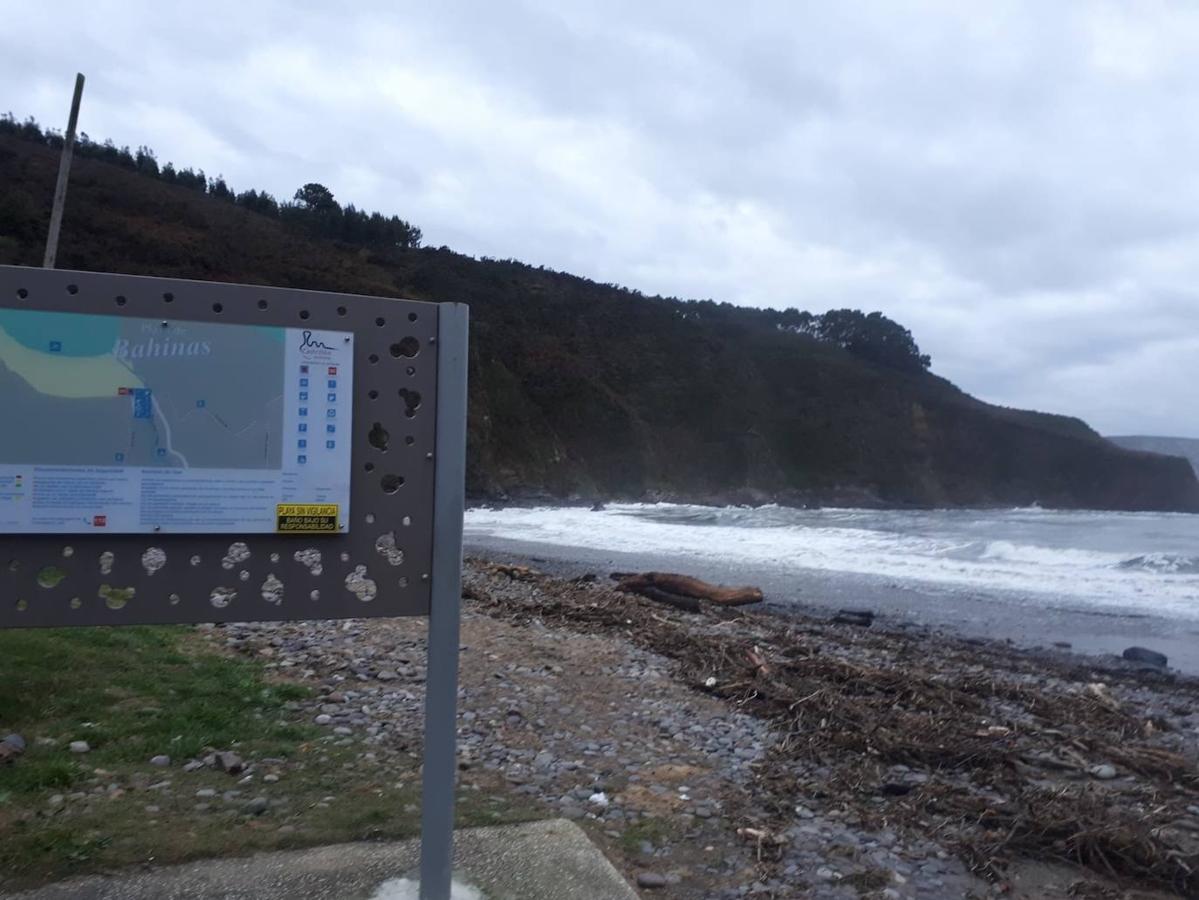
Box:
left=2, top=134, right=1196, bottom=511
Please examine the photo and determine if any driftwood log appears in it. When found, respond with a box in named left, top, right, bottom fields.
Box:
left=610, top=572, right=764, bottom=611
left=486, top=563, right=542, bottom=582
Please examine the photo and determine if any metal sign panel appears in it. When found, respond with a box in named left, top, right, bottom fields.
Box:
left=0, top=265, right=453, bottom=626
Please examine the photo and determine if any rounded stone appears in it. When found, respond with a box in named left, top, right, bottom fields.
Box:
left=636, top=872, right=667, bottom=889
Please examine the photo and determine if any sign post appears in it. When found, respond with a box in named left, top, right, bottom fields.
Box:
left=0, top=266, right=468, bottom=899
left=43, top=73, right=85, bottom=269
left=419, top=303, right=468, bottom=900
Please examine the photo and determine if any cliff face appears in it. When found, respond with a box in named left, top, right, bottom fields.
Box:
left=3, top=134, right=1198, bottom=512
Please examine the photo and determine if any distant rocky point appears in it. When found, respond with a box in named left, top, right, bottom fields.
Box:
left=1107, top=435, right=1199, bottom=477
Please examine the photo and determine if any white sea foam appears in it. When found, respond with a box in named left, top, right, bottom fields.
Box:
left=465, top=503, right=1199, bottom=619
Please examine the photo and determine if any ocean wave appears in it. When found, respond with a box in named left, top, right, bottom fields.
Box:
left=1116, top=553, right=1199, bottom=574
left=465, top=502, right=1199, bottom=618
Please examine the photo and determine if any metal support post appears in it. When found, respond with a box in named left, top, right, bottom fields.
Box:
left=419, top=302, right=469, bottom=900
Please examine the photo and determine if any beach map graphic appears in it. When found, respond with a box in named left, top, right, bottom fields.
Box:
left=0, top=309, right=285, bottom=469
left=0, top=308, right=352, bottom=534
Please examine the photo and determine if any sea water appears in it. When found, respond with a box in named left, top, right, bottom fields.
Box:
left=464, top=503, right=1199, bottom=621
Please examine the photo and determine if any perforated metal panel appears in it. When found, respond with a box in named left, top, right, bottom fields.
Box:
left=0, top=265, right=447, bottom=626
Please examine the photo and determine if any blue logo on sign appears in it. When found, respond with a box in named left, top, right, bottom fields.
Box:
left=300, top=378, right=309, bottom=387
left=132, top=388, right=152, bottom=419
left=114, top=452, right=125, bottom=462
left=156, top=447, right=166, bottom=457
left=298, top=423, right=308, bottom=433
left=299, top=407, right=308, bottom=417
left=326, top=440, right=335, bottom=449
left=196, top=399, right=206, bottom=408
left=298, top=439, right=307, bottom=448
left=297, top=455, right=307, bottom=464
left=326, top=409, right=335, bottom=418
left=49, top=340, right=62, bottom=352
left=326, top=424, right=335, bottom=433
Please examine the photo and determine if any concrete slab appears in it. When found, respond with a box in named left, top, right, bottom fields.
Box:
left=2, top=820, right=640, bottom=900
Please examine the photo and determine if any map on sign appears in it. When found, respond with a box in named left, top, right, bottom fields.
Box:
left=0, top=309, right=353, bottom=534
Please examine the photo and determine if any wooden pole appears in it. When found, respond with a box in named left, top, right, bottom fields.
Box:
left=43, top=72, right=85, bottom=269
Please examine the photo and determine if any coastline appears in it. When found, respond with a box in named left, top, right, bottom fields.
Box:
left=455, top=555, right=1199, bottom=897
left=465, top=533, right=1199, bottom=677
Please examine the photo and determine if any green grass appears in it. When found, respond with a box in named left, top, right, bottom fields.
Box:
left=0, top=626, right=548, bottom=890
left=617, top=816, right=672, bottom=854
left=0, top=627, right=308, bottom=785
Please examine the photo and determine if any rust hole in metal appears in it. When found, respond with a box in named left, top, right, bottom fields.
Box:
left=37, top=566, right=66, bottom=589
left=391, top=336, right=420, bottom=358
left=100, top=585, right=135, bottom=610
left=368, top=422, right=390, bottom=452
left=375, top=532, right=403, bottom=566
left=142, top=547, right=166, bottom=575
left=209, top=587, right=236, bottom=608
left=261, top=574, right=284, bottom=606
left=398, top=388, right=421, bottom=418
left=294, top=548, right=322, bottom=576
left=345, top=565, right=377, bottom=602
left=222, top=542, right=251, bottom=570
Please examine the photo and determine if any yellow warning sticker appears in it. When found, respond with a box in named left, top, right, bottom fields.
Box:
left=276, top=504, right=339, bottom=533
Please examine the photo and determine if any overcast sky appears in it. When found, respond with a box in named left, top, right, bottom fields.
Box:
left=4, top=1, right=1198, bottom=437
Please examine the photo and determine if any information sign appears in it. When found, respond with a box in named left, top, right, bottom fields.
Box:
left=0, top=309, right=353, bottom=534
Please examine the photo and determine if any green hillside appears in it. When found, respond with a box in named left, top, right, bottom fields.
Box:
left=2, top=127, right=1196, bottom=511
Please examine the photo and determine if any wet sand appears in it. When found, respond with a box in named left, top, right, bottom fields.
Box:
left=466, top=534, right=1199, bottom=675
